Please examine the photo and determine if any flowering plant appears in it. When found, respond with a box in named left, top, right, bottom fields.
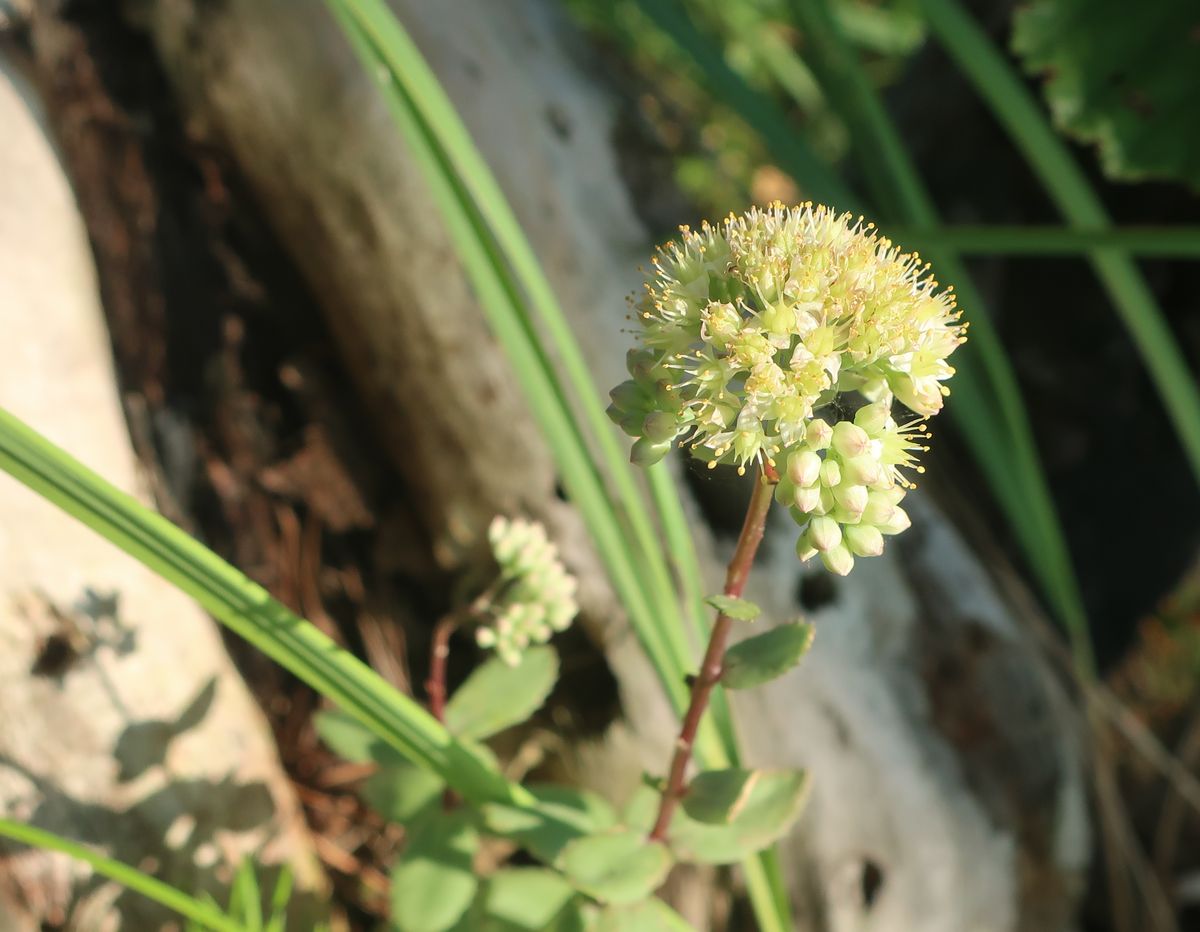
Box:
left=609, top=203, right=964, bottom=574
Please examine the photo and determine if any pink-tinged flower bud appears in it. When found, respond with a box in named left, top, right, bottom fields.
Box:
left=788, top=450, right=822, bottom=487
left=821, top=543, right=854, bottom=576
left=794, top=484, right=822, bottom=513
left=832, top=421, right=870, bottom=459
left=844, top=523, right=884, bottom=557
left=833, top=483, right=868, bottom=517
left=842, top=455, right=881, bottom=487
left=806, top=418, right=833, bottom=450
left=878, top=505, right=912, bottom=535
left=820, top=459, right=842, bottom=488
left=808, top=516, right=842, bottom=552
left=862, top=491, right=897, bottom=527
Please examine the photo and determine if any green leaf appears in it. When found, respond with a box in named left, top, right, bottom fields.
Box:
left=559, top=830, right=673, bottom=905
left=444, top=646, right=558, bottom=741
left=624, top=769, right=811, bottom=865
left=362, top=760, right=446, bottom=823
left=1012, top=0, right=1200, bottom=188
left=721, top=623, right=814, bottom=690
left=591, top=899, right=694, bottom=932
left=481, top=784, right=614, bottom=865
left=704, top=594, right=760, bottom=622
left=315, top=709, right=407, bottom=766
left=391, top=810, right=479, bottom=932
left=672, top=770, right=810, bottom=865
left=473, top=869, right=579, bottom=931
left=682, top=768, right=759, bottom=825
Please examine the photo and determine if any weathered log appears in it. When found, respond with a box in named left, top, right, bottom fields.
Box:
left=134, top=0, right=1088, bottom=928
left=0, top=42, right=326, bottom=929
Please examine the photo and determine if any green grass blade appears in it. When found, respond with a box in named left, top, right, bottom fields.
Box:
left=326, top=0, right=687, bottom=710
left=890, top=225, right=1200, bottom=256
left=334, top=0, right=694, bottom=676
left=0, top=406, right=531, bottom=808
left=0, top=819, right=244, bottom=932
left=329, top=4, right=791, bottom=927
left=918, top=0, right=1200, bottom=490
left=789, top=0, right=1093, bottom=672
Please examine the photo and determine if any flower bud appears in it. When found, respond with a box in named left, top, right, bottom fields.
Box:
left=820, top=459, right=842, bottom=488
left=631, top=436, right=672, bottom=467
left=832, top=421, right=870, bottom=459
left=844, top=523, right=884, bottom=557
left=788, top=450, right=822, bottom=488
left=805, top=418, right=833, bottom=450
left=821, top=543, right=854, bottom=576
left=862, top=491, right=897, bottom=527
left=808, top=515, right=842, bottom=552
left=853, top=401, right=890, bottom=435
left=642, top=411, right=679, bottom=444
left=842, top=455, right=882, bottom=487
left=795, top=531, right=818, bottom=563
left=833, top=483, right=868, bottom=517
left=878, top=505, right=912, bottom=535
left=794, top=484, right=822, bottom=513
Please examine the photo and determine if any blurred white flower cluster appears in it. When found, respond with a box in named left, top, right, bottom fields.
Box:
left=475, top=516, right=578, bottom=665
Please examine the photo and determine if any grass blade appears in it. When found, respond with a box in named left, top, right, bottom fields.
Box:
left=788, top=0, right=1093, bottom=671
left=0, top=819, right=242, bottom=932
left=328, top=3, right=790, bottom=927
left=890, top=225, right=1200, bottom=256
left=919, top=0, right=1200, bottom=489
left=0, top=406, right=530, bottom=807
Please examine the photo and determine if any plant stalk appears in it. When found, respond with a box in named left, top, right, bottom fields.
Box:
left=426, top=614, right=458, bottom=724
left=649, top=463, right=777, bottom=841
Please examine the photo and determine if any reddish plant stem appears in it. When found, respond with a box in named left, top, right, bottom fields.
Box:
left=426, top=615, right=458, bottom=725
left=649, top=463, right=778, bottom=842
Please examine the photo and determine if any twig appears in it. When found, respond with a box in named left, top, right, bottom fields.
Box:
left=425, top=615, right=457, bottom=725
left=649, top=462, right=777, bottom=842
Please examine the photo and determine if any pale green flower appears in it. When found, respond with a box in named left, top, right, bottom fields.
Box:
left=476, top=516, right=578, bottom=665
left=609, top=203, right=963, bottom=574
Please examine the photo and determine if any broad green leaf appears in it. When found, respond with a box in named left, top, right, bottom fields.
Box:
left=444, top=647, right=559, bottom=740
left=682, top=768, right=759, bottom=825
left=591, top=898, right=694, bottom=932
left=559, top=831, right=673, bottom=905
left=1012, top=0, right=1200, bottom=188
left=362, top=760, right=445, bottom=823
left=704, top=594, right=760, bottom=622
left=624, top=769, right=811, bottom=865
left=391, top=810, right=479, bottom=932
left=315, top=709, right=406, bottom=766
left=480, top=784, right=613, bottom=865
left=671, top=770, right=810, bottom=865
left=473, top=869, right=579, bottom=931
left=721, top=623, right=815, bottom=690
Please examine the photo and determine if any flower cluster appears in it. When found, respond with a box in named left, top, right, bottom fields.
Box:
left=609, top=203, right=964, bottom=574
left=475, top=516, right=579, bottom=665
left=775, top=401, right=925, bottom=575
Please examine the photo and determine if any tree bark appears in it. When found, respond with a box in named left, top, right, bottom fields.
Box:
left=131, top=1, right=1089, bottom=928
